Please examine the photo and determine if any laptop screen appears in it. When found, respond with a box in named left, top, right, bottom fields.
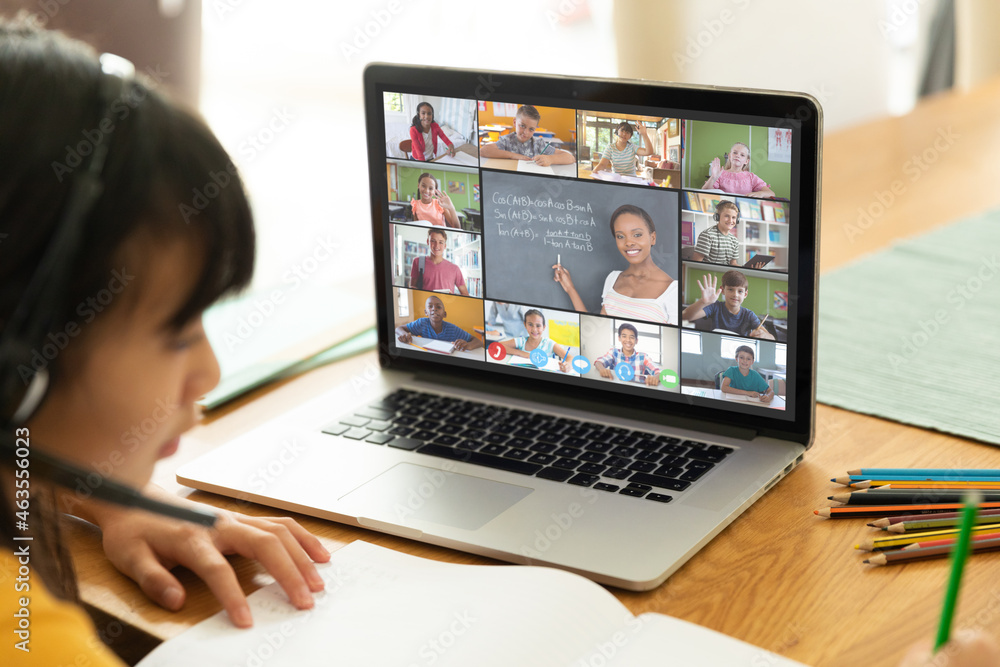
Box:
left=366, top=66, right=820, bottom=439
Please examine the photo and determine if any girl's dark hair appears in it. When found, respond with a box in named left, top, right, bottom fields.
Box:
left=522, top=308, right=545, bottom=327
left=609, top=204, right=655, bottom=236
left=411, top=102, right=433, bottom=130
left=417, top=172, right=438, bottom=189
left=0, top=18, right=255, bottom=598
left=614, top=121, right=634, bottom=137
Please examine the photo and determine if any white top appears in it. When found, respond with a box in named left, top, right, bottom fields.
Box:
left=601, top=271, right=677, bottom=324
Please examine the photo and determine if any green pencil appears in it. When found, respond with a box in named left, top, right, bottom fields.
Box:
left=934, top=491, right=981, bottom=651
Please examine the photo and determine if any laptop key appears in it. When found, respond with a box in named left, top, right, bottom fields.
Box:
left=561, top=436, right=589, bottom=448
left=627, top=472, right=691, bottom=492
left=577, top=463, right=606, bottom=475
left=365, top=433, right=395, bottom=445
left=584, top=442, right=611, bottom=453
left=687, top=460, right=713, bottom=471
left=568, top=473, right=600, bottom=487
left=394, top=415, right=419, bottom=426
left=536, top=467, right=574, bottom=482
left=457, top=439, right=482, bottom=450
left=680, top=468, right=710, bottom=482
left=636, top=450, right=663, bottom=463
left=654, top=465, right=684, bottom=478
left=627, top=461, right=657, bottom=473
left=481, top=444, right=508, bottom=456
left=646, top=493, right=673, bottom=503
left=389, top=425, right=414, bottom=436
left=610, top=446, right=637, bottom=458
left=437, top=424, right=463, bottom=436
left=416, top=444, right=542, bottom=475
left=529, top=442, right=557, bottom=453
left=605, top=468, right=630, bottom=480
left=619, top=487, right=647, bottom=497
left=356, top=407, right=395, bottom=421
left=411, top=429, right=437, bottom=441
left=687, top=450, right=726, bottom=463
left=321, top=423, right=351, bottom=436
left=552, top=457, right=580, bottom=470
left=579, top=451, right=605, bottom=463
left=610, top=435, right=638, bottom=447
left=506, top=437, right=532, bottom=449
left=554, top=446, right=579, bottom=458
left=528, top=453, right=556, bottom=465
left=604, top=456, right=630, bottom=469
left=339, top=415, right=371, bottom=427
left=343, top=427, right=372, bottom=440
left=635, top=438, right=660, bottom=451
left=388, top=436, right=423, bottom=450
left=433, top=435, right=460, bottom=446
left=594, top=482, right=620, bottom=492
left=504, top=448, right=531, bottom=460
left=365, top=420, right=392, bottom=432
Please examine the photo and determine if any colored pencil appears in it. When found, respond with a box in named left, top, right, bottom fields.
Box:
left=900, top=531, right=1000, bottom=551
left=864, top=537, right=1000, bottom=566
left=868, top=507, right=1000, bottom=528
left=814, top=502, right=1000, bottom=518
left=885, top=515, right=1000, bottom=533
left=849, top=468, right=1000, bottom=477
left=833, top=475, right=1000, bottom=485
left=876, top=482, right=1000, bottom=490
left=935, top=493, right=980, bottom=651
left=855, top=524, right=1000, bottom=551
left=830, top=491, right=1000, bottom=506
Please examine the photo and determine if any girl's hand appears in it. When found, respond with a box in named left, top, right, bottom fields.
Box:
left=435, top=189, right=455, bottom=209
left=708, top=157, right=721, bottom=179
left=512, top=153, right=532, bottom=160
left=94, top=489, right=330, bottom=628
left=696, top=274, right=721, bottom=304
left=552, top=263, right=576, bottom=292
left=448, top=146, right=456, bottom=157
left=899, top=630, right=1000, bottom=666
left=534, top=154, right=553, bottom=167
left=558, top=358, right=570, bottom=373
left=637, top=124, right=649, bottom=137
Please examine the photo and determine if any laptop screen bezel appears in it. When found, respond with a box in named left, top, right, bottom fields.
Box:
left=363, top=63, right=820, bottom=448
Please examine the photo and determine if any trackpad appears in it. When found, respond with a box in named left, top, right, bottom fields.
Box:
left=338, top=463, right=533, bottom=531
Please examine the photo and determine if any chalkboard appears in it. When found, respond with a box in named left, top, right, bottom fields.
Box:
left=482, top=171, right=678, bottom=315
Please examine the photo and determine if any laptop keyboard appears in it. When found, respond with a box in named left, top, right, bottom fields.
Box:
left=320, top=389, right=734, bottom=503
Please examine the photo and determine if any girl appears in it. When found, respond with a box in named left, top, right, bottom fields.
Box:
left=409, top=172, right=460, bottom=228
left=499, top=310, right=573, bottom=372
left=701, top=141, right=775, bottom=198
left=591, top=122, right=654, bottom=177
left=552, top=205, right=677, bottom=324
left=1, top=20, right=328, bottom=665
left=408, top=101, right=455, bottom=162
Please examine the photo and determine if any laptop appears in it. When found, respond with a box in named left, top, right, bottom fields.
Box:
left=178, top=64, right=821, bottom=591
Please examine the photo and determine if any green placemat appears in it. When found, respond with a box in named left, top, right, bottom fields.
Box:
left=817, top=210, right=1000, bottom=445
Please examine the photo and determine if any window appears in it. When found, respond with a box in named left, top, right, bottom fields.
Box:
left=681, top=331, right=702, bottom=355
left=720, top=336, right=757, bottom=362
left=383, top=92, right=403, bottom=113
left=775, top=343, right=787, bottom=368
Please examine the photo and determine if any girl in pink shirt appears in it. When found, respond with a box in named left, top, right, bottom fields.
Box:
left=410, top=173, right=460, bottom=227
left=702, top=142, right=775, bottom=198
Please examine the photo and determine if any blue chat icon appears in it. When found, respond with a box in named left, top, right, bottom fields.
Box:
left=571, top=355, right=591, bottom=374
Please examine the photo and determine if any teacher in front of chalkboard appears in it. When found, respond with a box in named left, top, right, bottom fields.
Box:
left=552, top=204, right=677, bottom=324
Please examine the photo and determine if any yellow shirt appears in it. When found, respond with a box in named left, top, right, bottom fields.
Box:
left=1, top=547, right=124, bottom=666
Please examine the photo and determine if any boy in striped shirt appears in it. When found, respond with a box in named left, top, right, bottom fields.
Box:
left=480, top=105, right=575, bottom=167
left=594, top=323, right=661, bottom=386
left=692, top=201, right=741, bottom=265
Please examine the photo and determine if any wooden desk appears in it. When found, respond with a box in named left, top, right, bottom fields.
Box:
left=71, top=77, right=1000, bottom=666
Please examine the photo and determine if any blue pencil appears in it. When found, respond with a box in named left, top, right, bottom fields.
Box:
left=849, top=469, right=1000, bottom=477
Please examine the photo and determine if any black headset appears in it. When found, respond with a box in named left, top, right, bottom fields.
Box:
left=0, top=53, right=215, bottom=527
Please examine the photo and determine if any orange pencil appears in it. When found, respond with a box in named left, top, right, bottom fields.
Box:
left=900, top=531, right=1000, bottom=551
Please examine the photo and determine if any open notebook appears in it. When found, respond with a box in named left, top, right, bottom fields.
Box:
left=137, top=541, right=807, bottom=666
